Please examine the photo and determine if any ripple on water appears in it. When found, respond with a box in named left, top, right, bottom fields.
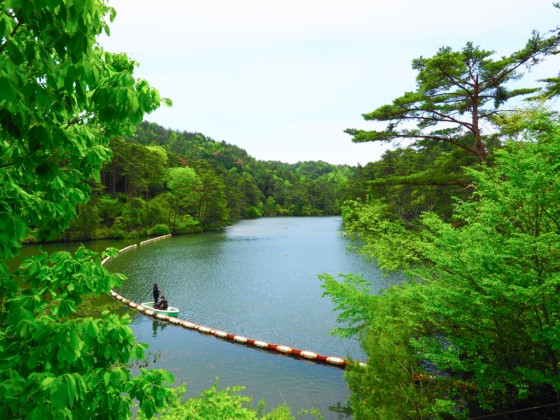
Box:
left=108, top=217, right=401, bottom=417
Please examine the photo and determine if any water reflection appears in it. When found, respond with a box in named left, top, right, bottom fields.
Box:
left=152, top=320, right=169, bottom=337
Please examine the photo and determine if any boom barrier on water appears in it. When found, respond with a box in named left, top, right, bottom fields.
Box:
left=139, top=234, right=172, bottom=246
left=102, top=234, right=366, bottom=369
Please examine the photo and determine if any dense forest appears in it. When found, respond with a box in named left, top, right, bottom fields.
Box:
left=321, top=30, right=560, bottom=419
left=58, top=121, right=357, bottom=241
left=3, top=1, right=560, bottom=419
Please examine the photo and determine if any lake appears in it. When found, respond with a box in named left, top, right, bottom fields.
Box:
left=22, top=217, right=398, bottom=417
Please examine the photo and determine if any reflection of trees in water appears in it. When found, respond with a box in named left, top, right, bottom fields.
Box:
left=328, top=401, right=352, bottom=419
left=152, top=320, right=168, bottom=337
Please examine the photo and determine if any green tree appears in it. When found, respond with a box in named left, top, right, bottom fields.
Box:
left=238, top=171, right=264, bottom=218
left=144, top=145, right=169, bottom=198
left=320, top=274, right=447, bottom=418
left=324, top=111, right=560, bottom=416
left=190, top=163, right=230, bottom=228
left=166, top=166, right=197, bottom=228
left=0, top=2, right=175, bottom=418
left=65, top=201, right=102, bottom=240
left=263, top=196, right=279, bottom=216
left=346, top=35, right=559, bottom=162
left=347, top=142, right=475, bottom=224
left=121, top=143, right=152, bottom=199
left=143, top=381, right=300, bottom=420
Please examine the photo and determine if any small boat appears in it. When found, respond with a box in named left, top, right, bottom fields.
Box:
left=140, top=302, right=180, bottom=317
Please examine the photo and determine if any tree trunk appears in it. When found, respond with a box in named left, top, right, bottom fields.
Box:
left=472, top=75, right=486, bottom=162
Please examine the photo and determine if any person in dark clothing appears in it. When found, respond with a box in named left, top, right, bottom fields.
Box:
left=153, top=283, right=160, bottom=304
left=155, top=295, right=168, bottom=310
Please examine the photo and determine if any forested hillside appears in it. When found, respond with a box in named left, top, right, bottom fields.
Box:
left=59, top=121, right=356, bottom=241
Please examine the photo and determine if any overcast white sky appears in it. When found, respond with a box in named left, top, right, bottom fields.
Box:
left=100, top=0, right=560, bottom=165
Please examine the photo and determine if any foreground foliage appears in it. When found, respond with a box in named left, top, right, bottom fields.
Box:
left=0, top=1, right=177, bottom=417
left=138, top=380, right=322, bottom=420
left=323, top=112, right=560, bottom=417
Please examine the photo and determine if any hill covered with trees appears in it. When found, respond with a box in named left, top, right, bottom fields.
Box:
left=59, top=121, right=357, bottom=241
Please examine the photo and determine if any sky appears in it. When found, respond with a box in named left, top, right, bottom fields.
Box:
left=99, top=0, right=560, bottom=166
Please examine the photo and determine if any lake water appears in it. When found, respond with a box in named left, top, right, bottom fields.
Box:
left=21, top=217, right=398, bottom=417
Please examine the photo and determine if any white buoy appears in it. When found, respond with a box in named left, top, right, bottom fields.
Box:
left=300, top=350, right=318, bottom=359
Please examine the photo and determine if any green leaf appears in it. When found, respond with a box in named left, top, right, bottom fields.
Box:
left=0, top=76, right=18, bottom=103
left=41, top=376, right=56, bottom=388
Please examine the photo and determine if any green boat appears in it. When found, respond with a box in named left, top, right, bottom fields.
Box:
left=141, top=302, right=180, bottom=317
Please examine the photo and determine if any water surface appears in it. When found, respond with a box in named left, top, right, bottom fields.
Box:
left=19, top=217, right=398, bottom=417
left=106, top=217, right=397, bottom=417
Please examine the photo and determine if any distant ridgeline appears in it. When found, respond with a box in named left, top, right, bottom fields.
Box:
left=56, top=121, right=359, bottom=241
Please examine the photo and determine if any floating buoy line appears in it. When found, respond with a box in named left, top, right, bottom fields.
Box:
left=103, top=234, right=366, bottom=370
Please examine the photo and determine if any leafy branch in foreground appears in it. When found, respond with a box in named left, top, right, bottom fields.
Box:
left=0, top=1, right=176, bottom=418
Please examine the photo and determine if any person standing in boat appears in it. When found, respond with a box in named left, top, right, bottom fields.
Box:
left=153, top=283, right=160, bottom=304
